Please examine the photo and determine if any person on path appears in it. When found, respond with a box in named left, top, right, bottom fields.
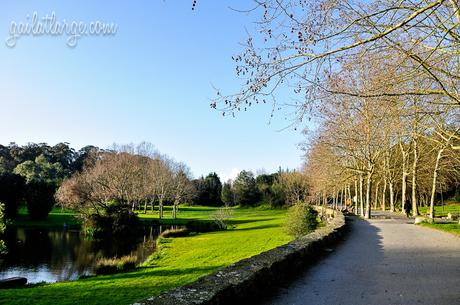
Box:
left=404, top=200, right=411, bottom=218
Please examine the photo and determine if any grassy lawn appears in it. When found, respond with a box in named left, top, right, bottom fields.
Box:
left=11, top=205, right=225, bottom=228
left=11, top=206, right=80, bottom=228
left=415, top=203, right=460, bottom=237
left=1, top=205, right=292, bottom=305
left=418, top=202, right=460, bottom=217
left=419, top=222, right=460, bottom=237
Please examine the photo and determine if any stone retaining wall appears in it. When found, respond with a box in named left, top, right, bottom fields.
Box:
left=135, top=207, right=347, bottom=305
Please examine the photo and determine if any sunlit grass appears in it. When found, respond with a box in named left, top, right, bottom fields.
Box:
left=419, top=222, right=460, bottom=237
left=418, top=202, right=460, bottom=217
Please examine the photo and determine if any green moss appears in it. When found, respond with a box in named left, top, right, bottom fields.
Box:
left=1, top=206, right=292, bottom=305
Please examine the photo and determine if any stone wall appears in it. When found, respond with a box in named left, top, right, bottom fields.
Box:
left=135, top=207, right=347, bottom=305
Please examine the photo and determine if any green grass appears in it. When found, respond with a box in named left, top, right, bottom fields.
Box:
left=418, top=202, right=460, bottom=218
left=11, top=205, right=222, bottom=228
left=10, top=207, right=80, bottom=228
left=1, top=205, right=292, bottom=305
left=419, top=222, right=460, bottom=237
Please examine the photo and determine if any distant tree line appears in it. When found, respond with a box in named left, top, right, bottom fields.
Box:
left=0, top=142, right=101, bottom=220
left=197, top=169, right=310, bottom=208
left=0, top=141, right=312, bottom=235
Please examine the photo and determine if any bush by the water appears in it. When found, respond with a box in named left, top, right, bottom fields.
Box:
left=160, top=228, right=190, bottom=238
left=285, top=203, right=318, bottom=238
left=83, top=204, right=141, bottom=238
left=95, top=255, right=137, bottom=275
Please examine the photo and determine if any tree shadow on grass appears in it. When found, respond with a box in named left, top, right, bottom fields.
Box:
left=231, top=224, right=282, bottom=232
left=1, top=281, right=191, bottom=305
left=80, top=265, right=223, bottom=282
left=228, top=218, right=278, bottom=225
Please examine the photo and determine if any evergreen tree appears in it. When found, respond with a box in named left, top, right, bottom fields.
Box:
left=221, top=181, right=234, bottom=206
left=233, top=170, right=260, bottom=206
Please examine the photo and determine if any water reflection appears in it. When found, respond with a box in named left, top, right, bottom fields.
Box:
left=0, top=225, right=164, bottom=283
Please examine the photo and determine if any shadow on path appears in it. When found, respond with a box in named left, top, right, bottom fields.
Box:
left=257, top=216, right=460, bottom=305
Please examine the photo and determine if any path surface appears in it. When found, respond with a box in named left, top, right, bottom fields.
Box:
left=259, top=213, right=460, bottom=305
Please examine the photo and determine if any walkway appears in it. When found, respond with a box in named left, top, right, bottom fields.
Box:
left=259, top=214, right=460, bottom=305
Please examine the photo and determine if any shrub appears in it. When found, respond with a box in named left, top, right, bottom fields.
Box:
left=107, top=205, right=141, bottom=237
left=160, top=228, right=190, bottom=238
left=210, top=206, right=234, bottom=230
left=82, top=204, right=141, bottom=238
left=25, top=181, right=56, bottom=220
left=285, top=203, right=318, bottom=238
left=95, top=255, right=137, bottom=275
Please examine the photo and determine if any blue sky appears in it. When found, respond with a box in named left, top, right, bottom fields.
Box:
left=0, top=1, right=306, bottom=181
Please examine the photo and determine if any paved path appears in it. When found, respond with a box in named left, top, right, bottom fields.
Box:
left=259, top=214, right=460, bottom=305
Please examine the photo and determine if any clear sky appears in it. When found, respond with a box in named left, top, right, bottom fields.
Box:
left=0, top=1, right=306, bottom=181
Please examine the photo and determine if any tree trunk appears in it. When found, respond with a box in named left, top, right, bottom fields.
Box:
left=400, top=140, right=408, bottom=214
left=340, top=187, right=344, bottom=210
left=389, top=181, right=395, bottom=212
left=347, top=184, right=352, bottom=211
left=173, top=200, right=178, bottom=219
left=374, top=180, right=380, bottom=210
left=382, top=178, right=387, bottom=211
left=354, top=179, right=358, bottom=214
left=159, top=198, right=164, bottom=219
left=143, top=199, right=148, bottom=214
left=429, top=148, right=444, bottom=219
left=365, top=172, right=372, bottom=219
left=336, top=189, right=340, bottom=210
left=359, top=174, right=364, bottom=217
left=333, top=188, right=338, bottom=209
left=401, top=161, right=408, bottom=214
left=411, top=135, right=420, bottom=216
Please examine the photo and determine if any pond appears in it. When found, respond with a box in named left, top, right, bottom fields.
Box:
left=0, top=225, right=171, bottom=283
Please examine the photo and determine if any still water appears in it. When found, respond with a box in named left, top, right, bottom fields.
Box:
left=0, top=225, right=165, bottom=283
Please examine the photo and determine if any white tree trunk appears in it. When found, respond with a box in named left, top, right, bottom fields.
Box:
left=159, top=198, right=164, bottom=219
left=389, top=181, right=395, bottom=212
left=374, top=180, right=380, bottom=210
left=382, top=178, right=387, bottom=211
left=399, top=139, right=409, bottom=214
left=429, top=148, right=444, bottom=219
left=411, top=136, right=420, bottom=216
left=354, top=179, right=358, bottom=214
left=365, top=172, right=372, bottom=219
left=401, top=156, right=408, bottom=214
